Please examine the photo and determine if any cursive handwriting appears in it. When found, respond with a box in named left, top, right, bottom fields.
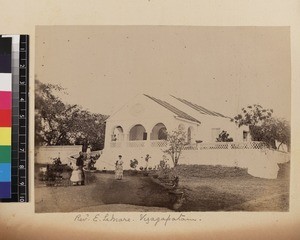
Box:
left=139, top=213, right=198, bottom=226
left=74, top=213, right=131, bottom=223
left=74, top=213, right=201, bottom=226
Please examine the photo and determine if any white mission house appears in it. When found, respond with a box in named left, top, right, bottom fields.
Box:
left=95, top=94, right=289, bottom=179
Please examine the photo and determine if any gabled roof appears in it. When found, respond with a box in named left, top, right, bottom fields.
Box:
left=171, top=95, right=230, bottom=119
left=144, top=94, right=201, bottom=124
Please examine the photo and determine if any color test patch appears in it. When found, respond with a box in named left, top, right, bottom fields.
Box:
left=0, top=163, right=11, bottom=181
left=0, top=127, right=11, bottom=145
left=0, top=109, right=12, bottom=126
left=0, top=91, right=12, bottom=109
left=0, top=73, right=12, bottom=91
left=0, top=146, right=11, bottom=163
left=0, top=182, right=10, bottom=198
left=0, top=37, right=12, bottom=73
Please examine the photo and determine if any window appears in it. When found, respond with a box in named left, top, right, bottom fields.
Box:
left=211, top=128, right=221, bottom=142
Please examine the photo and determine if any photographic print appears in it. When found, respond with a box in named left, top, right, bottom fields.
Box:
left=34, top=26, right=290, bottom=213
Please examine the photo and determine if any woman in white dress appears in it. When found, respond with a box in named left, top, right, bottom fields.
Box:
left=115, top=155, right=124, bottom=180
left=70, top=152, right=85, bottom=185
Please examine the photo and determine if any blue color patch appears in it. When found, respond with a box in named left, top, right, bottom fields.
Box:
left=0, top=181, right=11, bottom=198
left=0, top=163, right=11, bottom=181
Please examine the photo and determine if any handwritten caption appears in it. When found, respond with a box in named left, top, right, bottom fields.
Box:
left=74, top=213, right=201, bottom=226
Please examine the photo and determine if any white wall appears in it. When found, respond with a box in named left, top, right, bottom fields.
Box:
left=104, top=94, right=200, bottom=151
left=167, top=95, right=247, bottom=143
left=35, top=145, right=82, bottom=165
left=95, top=145, right=290, bottom=179
left=193, top=114, right=248, bottom=142
left=180, top=148, right=290, bottom=179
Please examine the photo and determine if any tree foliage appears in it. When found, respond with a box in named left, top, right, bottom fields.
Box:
left=232, top=104, right=290, bottom=150
left=35, top=80, right=108, bottom=150
left=216, top=130, right=233, bottom=142
left=164, top=129, right=187, bottom=167
left=252, top=118, right=290, bottom=150
left=232, top=104, right=273, bottom=127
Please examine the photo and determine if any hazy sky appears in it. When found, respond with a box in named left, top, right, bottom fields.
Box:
left=35, top=26, right=291, bottom=120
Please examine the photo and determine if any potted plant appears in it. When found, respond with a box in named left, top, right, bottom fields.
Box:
left=141, top=154, right=151, bottom=176
left=130, top=159, right=139, bottom=175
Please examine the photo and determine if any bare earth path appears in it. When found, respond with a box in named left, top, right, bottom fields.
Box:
left=35, top=172, right=172, bottom=213
left=35, top=163, right=289, bottom=212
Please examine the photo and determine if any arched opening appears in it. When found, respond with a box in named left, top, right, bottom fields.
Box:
left=129, top=124, right=147, bottom=141
left=111, top=126, right=124, bottom=141
left=187, top=126, right=194, bottom=144
left=178, top=123, right=185, bottom=131
left=150, top=123, right=167, bottom=140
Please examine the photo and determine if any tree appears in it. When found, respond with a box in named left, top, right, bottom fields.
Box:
left=216, top=130, right=233, bottom=142
left=164, top=129, right=187, bottom=167
left=259, top=118, right=290, bottom=150
left=35, top=79, right=71, bottom=145
left=232, top=104, right=273, bottom=127
left=35, top=79, right=108, bottom=150
left=232, top=104, right=290, bottom=150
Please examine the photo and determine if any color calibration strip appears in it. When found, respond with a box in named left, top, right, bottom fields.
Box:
left=0, top=37, right=12, bottom=199
left=0, top=35, right=29, bottom=202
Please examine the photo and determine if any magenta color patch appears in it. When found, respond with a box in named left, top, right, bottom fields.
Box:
left=0, top=91, right=11, bottom=109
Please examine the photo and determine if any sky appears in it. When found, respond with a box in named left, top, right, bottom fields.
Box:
left=35, top=26, right=291, bottom=120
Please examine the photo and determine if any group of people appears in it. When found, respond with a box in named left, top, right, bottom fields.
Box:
left=69, top=152, right=125, bottom=185
left=69, top=151, right=156, bottom=183
left=70, top=152, right=85, bottom=185
left=114, top=154, right=150, bottom=180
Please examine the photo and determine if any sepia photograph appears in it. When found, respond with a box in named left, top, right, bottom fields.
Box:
left=34, top=26, right=291, bottom=213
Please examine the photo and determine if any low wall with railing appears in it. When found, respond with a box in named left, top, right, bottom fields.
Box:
left=97, top=141, right=290, bottom=179
left=195, top=141, right=265, bottom=150
left=110, top=140, right=167, bottom=148
left=109, top=140, right=267, bottom=150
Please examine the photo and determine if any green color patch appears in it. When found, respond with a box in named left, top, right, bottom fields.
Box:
left=0, top=146, right=11, bottom=163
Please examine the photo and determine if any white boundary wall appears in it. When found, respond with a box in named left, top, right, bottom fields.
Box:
left=180, top=148, right=290, bottom=179
left=95, top=142, right=290, bottom=179
left=35, top=145, right=82, bottom=165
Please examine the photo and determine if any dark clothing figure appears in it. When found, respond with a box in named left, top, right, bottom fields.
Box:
left=76, top=155, right=84, bottom=168
left=72, top=153, right=85, bottom=185
left=82, top=141, right=88, bottom=153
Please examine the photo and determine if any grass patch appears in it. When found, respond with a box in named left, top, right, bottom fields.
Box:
left=175, top=164, right=251, bottom=179
left=175, top=163, right=290, bottom=211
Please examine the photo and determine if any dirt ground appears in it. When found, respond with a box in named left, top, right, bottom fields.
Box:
left=35, top=163, right=290, bottom=212
left=35, top=170, right=172, bottom=213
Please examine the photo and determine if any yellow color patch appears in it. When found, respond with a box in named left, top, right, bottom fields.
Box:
left=0, top=127, right=11, bottom=145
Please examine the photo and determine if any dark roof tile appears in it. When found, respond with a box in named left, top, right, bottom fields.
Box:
left=171, top=95, right=230, bottom=119
left=144, top=94, right=201, bottom=124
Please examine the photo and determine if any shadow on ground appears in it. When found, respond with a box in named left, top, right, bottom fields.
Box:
left=34, top=163, right=290, bottom=212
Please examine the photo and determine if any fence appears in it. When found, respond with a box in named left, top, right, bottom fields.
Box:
left=110, top=140, right=266, bottom=150
left=99, top=140, right=290, bottom=179
left=110, top=140, right=167, bottom=148
left=196, top=141, right=265, bottom=150
left=151, top=140, right=168, bottom=148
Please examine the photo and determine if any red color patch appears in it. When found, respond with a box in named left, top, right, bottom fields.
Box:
left=0, top=109, right=11, bottom=127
